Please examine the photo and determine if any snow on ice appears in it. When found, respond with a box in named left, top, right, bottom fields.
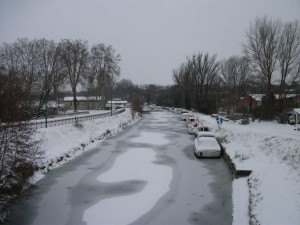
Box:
left=131, top=131, right=170, bottom=145
left=84, top=147, right=172, bottom=225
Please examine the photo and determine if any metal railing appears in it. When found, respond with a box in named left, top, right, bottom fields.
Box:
left=1, top=109, right=126, bottom=131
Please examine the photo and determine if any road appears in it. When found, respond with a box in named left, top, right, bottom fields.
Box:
left=6, top=111, right=232, bottom=225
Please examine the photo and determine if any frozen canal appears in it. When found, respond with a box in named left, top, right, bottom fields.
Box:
left=6, top=111, right=232, bottom=225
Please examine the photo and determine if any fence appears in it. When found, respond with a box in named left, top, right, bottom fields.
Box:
left=2, top=109, right=126, bottom=131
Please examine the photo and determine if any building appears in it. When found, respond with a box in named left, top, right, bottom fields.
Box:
left=106, top=100, right=128, bottom=110
left=235, top=93, right=300, bottom=114
left=64, top=96, right=102, bottom=110
left=235, top=94, right=263, bottom=114
left=40, top=100, right=59, bottom=115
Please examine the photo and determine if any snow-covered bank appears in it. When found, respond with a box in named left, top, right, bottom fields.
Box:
left=232, top=178, right=249, bottom=225
left=34, top=109, right=136, bottom=179
left=196, top=113, right=300, bottom=225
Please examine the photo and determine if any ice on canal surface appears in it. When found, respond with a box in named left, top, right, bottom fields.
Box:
left=83, top=147, right=172, bottom=225
left=131, top=131, right=170, bottom=145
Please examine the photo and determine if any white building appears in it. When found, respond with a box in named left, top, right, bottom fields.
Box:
left=64, top=96, right=103, bottom=110
left=106, top=100, right=128, bottom=109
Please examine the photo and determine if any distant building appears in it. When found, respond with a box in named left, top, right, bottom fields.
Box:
left=106, top=100, right=128, bottom=109
left=64, top=96, right=103, bottom=110
left=42, top=100, right=58, bottom=115
left=235, top=94, right=300, bottom=114
left=235, top=94, right=263, bottom=114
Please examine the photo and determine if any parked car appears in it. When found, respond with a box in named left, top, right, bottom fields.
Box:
left=288, top=119, right=296, bottom=125
left=181, top=112, right=189, bottom=121
left=180, top=110, right=188, bottom=114
left=194, top=132, right=221, bottom=158
left=195, top=126, right=211, bottom=137
left=188, top=122, right=201, bottom=135
left=240, top=118, right=249, bottom=125
left=288, top=115, right=296, bottom=125
left=58, top=107, right=67, bottom=111
left=186, top=114, right=196, bottom=127
left=57, top=104, right=67, bottom=111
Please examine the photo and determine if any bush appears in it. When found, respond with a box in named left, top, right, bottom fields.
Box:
left=0, top=126, right=43, bottom=195
left=253, top=104, right=276, bottom=120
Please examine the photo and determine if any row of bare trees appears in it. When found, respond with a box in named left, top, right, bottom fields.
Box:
left=220, top=56, right=253, bottom=112
left=173, top=16, right=300, bottom=117
left=0, top=38, right=121, bottom=117
left=173, top=53, right=220, bottom=113
left=244, top=17, right=300, bottom=118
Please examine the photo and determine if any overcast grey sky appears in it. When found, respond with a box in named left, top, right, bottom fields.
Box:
left=0, top=0, right=300, bottom=85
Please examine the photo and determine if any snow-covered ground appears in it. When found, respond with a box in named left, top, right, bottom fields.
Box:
left=193, top=113, right=300, bottom=225
left=12, top=109, right=299, bottom=225
left=34, top=109, right=135, bottom=176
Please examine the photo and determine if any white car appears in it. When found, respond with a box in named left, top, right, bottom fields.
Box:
left=186, top=114, right=196, bottom=127
left=188, top=122, right=201, bottom=135
left=181, top=112, right=189, bottom=121
left=195, top=126, right=210, bottom=137
left=194, top=132, right=221, bottom=158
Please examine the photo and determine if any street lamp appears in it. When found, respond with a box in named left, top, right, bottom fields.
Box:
left=45, top=73, right=48, bottom=128
left=110, top=81, right=112, bottom=116
left=110, top=77, right=113, bottom=116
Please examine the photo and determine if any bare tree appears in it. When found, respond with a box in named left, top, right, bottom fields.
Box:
left=172, top=63, right=192, bottom=109
left=188, top=53, right=220, bottom=113
left=131, top=94, right=142, bottom=119
left=114, top=79, right=135, bottom=100
left=59, top=39, right=89, bottom=112
left=0, top=39, right=67, bottom=117
left=85, top=72, right=97, bottom=98
left=0, top=39, right=41, bottom=116
left=35, top=39, right=65, bottom=106
left=244, top=16, right=282, bottom=99
left=193, top=53, right=219, bottom=95
left=277, top=20, right=300, bottom=99
left=0, top=43, right=18, bottom=74
left=89, top=44, right=121, bottom=104
left=220, top=56, right=252, bottom=111
left=14, top=38, right=41, bottom=97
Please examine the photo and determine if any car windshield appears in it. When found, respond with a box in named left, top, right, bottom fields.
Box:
left=198, top=127, right=209, bottom=131
left=199, top=135, right=214, bottom=138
